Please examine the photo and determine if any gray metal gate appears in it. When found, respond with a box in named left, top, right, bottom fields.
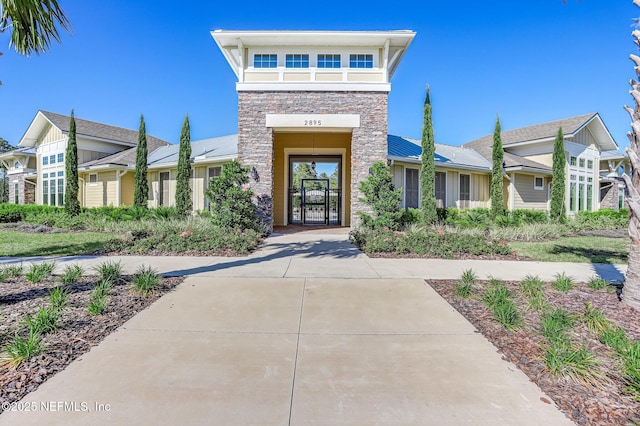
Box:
left=289, top=179, right=341, bottom=225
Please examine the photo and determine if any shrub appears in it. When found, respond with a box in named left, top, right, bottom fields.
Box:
left=483, top=278, right=511, bottom=308
left=572, top=209, right=628, bottom=231
left=541, top=308, right=575, bottom=343
left=49, top=286, right=70, bottom=312
left=88, top=280, right=112, bottom=315
left=528, top=293, right=549, bottom=312
left=587, top=276, right=610, bottom=291
left=623, top=342, right=640, bottom=397
left=455, top=282, right=472, bottom=298
left=543, top=341, right=602, bottom=386
left=583, top=302, right=611, bottom=336
left=521, top=274, right=544, bottom=298
left=2, top=329, right=45, bottom=366
left=61, top=264, right=84, bottom=285
left=93, top=260, right=122, bottom=283
left=25, top=261, right=56, bottom=283
left=357, top=161, right=404, bottom=230
left=2, top=263, right=23, bottom=278
left=599, top=327, right=630, bottom=354
left=553, top=272, right=574, bottom=292
left=205, top=160, right=259, bottom=231
left=132, top=265, right=160, bottom=296
left=460, top=268, right=477, bottom=285
left=492, top=300, right=522, bottom=330
left=24, top=306, right=61, bottom=335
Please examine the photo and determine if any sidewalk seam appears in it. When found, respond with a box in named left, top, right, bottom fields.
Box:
left=288, top=277, right=306, bottom=426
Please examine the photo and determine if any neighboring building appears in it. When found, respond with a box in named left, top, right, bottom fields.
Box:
left=0, top=110, right=171, bottom=208
left=463, top=113, right=620, bottom=213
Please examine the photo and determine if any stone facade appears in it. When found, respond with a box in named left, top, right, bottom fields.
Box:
left=600, top=182, right=620, bottom=211
left=237, top=91, right=389, bottom=230
left=8, top=173, right=35, bottom=204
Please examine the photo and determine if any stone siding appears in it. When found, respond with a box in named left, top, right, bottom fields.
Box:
left=237, top=91, right=388, bottom=230
left=600, top=182, right=620, bottom=211
left=8, top=173, right=35, bottom=204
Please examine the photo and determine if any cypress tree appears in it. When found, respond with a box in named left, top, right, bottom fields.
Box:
left=550, top=127, right=566, bottom=221
left=175, top=114, right=192, bottom=216
left=64, top=110, right=80, bottom=215
left=133, top=114, right=149, bottom=208
left=420, top=86, right=437, bottom=224
left=490, top=116, right=505, bottom=218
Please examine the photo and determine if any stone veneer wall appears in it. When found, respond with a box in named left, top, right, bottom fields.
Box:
left=8, top=174, right=34, bottom=204
left=600, top=182, right=620, bottom=211
left=238, top=91, right=388, bottom=230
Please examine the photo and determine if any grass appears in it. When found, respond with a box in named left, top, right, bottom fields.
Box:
left=509, top=236, right=628, bottom=264
left=583, top=302, right=611, bottom=336
left=541, top=308, right=575, bottom=343
left=93, top=260, right=122, bottom=283
left=521, top=274, right=544, bottom=298
left=2, top=263, right=24, bottom=278
left=132, top=265, right=161, bottom=296
left=49, top=286, right=70, bottom=312
left=543, top=341, right=604, bottom=387
left=482, top=278, right=522, bottom=329
left=455, top=268, right=476, bottom=298
left=0, top=230, right=120, bottom=257
left=24, top=307, right=61, bottom=335
left=87, top=280, right=112, bottom=315
left=24, top=261, right=56, bottom=284
left=588, top=276, right=612, bottom=291
left=60, top=264, right=84, bottom=285
left=553, top=272, right=574, bottom=292
left=1, top=329, right=45, bottom=367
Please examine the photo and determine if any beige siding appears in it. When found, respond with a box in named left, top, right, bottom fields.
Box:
left=121, top=172, right=135, bottom=206
left=84, top=171, right=118, bottom=207
left=315, top=72, right=342, bottom=82
left=391, top=164, right=404, bottom=190
left=40, top=124, right=64, bottom=144
left=148, top=169, right=176, bottom=207
left=283, top=72, right=311, bottom=81
left=513, top=173, right=548, bottom=210
left=244, top=72, right=279, bottom=82
left=347, top=72, right=384, bottom=82
left=572, top=127, right=597, bottom=147
left=192, top=166, right=206, bottom=212
left=525, top=153, right=553, bottom=168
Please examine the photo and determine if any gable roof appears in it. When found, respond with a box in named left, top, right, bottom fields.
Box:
left=79, top=137, right=171, bottom=170
left=147, top=134, right=238, bottom=168
left=20, top=110, right=171, bottom=148
left=464, top=113, right=617, bottom=151
left=388, top=135, right=491, bottom=171
left=462, top=137, right=552, bottom=173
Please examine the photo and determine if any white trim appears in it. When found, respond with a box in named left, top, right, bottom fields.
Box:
left=266, top=114, right=360, bottom=129
left=89, top=173, right=98, bottom=185
left=237, top=82, right=391, bottom=92
left=534, top=175, right=544, bottom=190
left=509, top=173, right=516, bottom=211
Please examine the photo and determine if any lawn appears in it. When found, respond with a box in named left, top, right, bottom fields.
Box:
left=510, top=236, right=628, bottom=264
left=0, top=230, right=120, bottom=257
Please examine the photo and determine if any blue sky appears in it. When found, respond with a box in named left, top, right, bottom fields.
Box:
left=0, top=1, right=636, bottom=152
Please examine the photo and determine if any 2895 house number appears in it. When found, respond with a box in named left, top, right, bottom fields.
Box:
left=303, top=120, right=322, bottom=126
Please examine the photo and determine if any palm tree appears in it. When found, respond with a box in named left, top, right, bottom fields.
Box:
left=623, top=0, right=640, bottom=310
left=0, top=0, right=70, bottom=56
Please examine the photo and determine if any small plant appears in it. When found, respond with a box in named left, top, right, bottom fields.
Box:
left=2, top=263, right=24, bottom=278
left=492, top=300, right=522, bottom=330
left=553, top=272, right=574, bottom=292
left=49, top=286, right=70, bottom=312
left=543, top=341, right=603, bottom=387
left=587, top=276, right=610, bottom=291
left=541, top=308, right=575, bottom=343
left=455, top=282, right=472, bottom=298
left=25, top=261, right=56, bottom=283
left=460, top=268, right=477, bottom=285
left=2, top=329, right=45, bottom=367
left=521, top=274, right=544, bottom=298
left=483, top=278, right=511, bottom=308
left=623, top=341, right=640, bottom=397
left=61, top=264, right=84, bottom=285
left=93, top=260, right=122, bottom=283
left=132, top=265, right=160, bottom=296
left=528, top=293, right=549, bottom=312
left=583, top=302, right=611, bottom=336
left=87, top=280, right=112, bottom=315
left=600, top=327, right=630, bottom=354
left=24, top=307, right=61, bottom=335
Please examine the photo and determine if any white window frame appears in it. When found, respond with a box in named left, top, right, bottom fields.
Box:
left=534, top=176, right=544, bottom=191
left=89, top=173, right=98, bottom=185
left=13, top=160, right=20, bottom=169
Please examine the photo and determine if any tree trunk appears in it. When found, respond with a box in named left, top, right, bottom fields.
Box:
left=626, top=242, right=640, bottom=308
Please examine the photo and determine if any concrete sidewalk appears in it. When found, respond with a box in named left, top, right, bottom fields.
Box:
left=0, top=232, right=627, bottom=282
left=0, top=278, right=572, bottom=425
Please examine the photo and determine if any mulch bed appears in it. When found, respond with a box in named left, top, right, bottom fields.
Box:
left=0, top=274, right=183, bottom=414
left=428, top=279, right=640, bottom=426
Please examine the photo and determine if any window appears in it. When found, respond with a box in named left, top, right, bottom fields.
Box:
left=14, top=183, right=19, bottom=204
left=42, top=180, right=49, bottom=205
left=208, top=166, right=221, bottom=180
left=58, top=171, right=63, bottom=177
left=318, top=54, right=341, bottom=68
left=435, top=171, right=446, bottom=208
left=578, top=183, right=585, bottom=211
left=42, top=173, right=48, bottom=178
left=57, top=153, right=64, bottom=163
left=285, top=54, right=309, bottom=68
left=254, top=54, right=277, bottom=68
left=49, top=155, right=56, bottom=164
left=349, top=54, right=373, bottom=68
left=43, top=156, right=48, bottom=166
left=459, top=174, right=470, bottom=209
left=57, top=178, right=64, bottom=206
left=534, top=176, right=544, bottom=190
left=579, top=175, right=585, bottom=182
left=89, top=173, right=98, bottom=185
left=570, top=182, right=576, bottom=211
left=570, top=174, right=576, bottom=181
left=579, top=158, right=585, bottom=168
left=159, top=172, right=170, bottom=206
left=405, top=168, right=419, bottom=208
left=13, top=160, right=20, bottom=169
left=570, top=156, right=577, bottom=166
left=587, top=160, right=593, bottom=170
left=586, top=184, right=593, bottom=211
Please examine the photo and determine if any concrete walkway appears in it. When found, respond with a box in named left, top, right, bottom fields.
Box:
left=0, top=232, right=628, bottom=282
left=0, top=231, right=619, bottom=424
